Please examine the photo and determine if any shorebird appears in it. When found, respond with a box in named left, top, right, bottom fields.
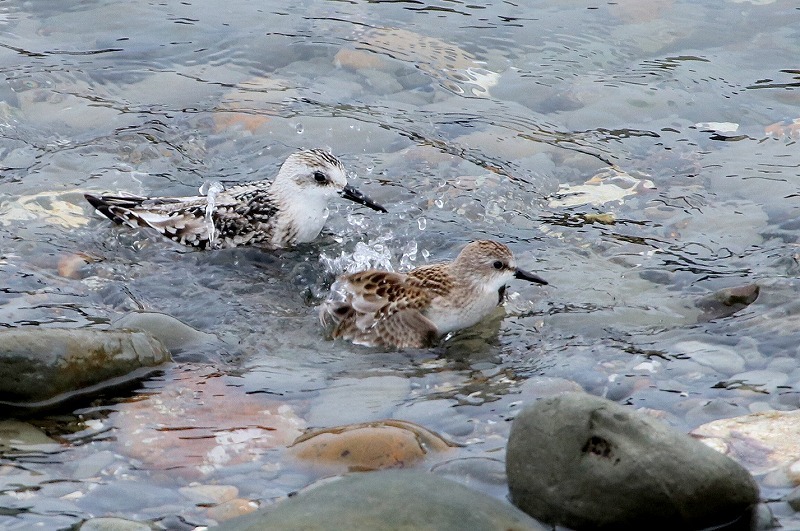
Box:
left=84, top=149, right=387, bottom=250
left=319, top=240, right=548, bottom=348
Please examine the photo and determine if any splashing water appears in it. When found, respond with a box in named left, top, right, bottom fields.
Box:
left=320, top=236, right=399, bottom=277
left=399, top=240, right=418, bottom=271
left=199, top=181, right=224, bottom=246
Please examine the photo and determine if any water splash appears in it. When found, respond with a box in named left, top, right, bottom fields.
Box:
left=200, top=181, right=224, bottom=246
left=399, top=240, right=418, bottom=270
left=320, top=236, right=399, bottom=277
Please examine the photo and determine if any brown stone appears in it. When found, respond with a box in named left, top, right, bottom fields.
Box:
left=288, top=419, right=455, bottom=472
left=334, top=49, right=385, bottom=71
left=207, top=498, right=259, bottom=522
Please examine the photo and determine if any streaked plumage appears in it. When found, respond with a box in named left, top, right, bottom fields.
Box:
left=320, top=240, right=548, bottom=348
left=85, top=149, right=386, bottom=250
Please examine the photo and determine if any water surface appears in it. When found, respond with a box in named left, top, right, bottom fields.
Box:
left=1, top=0, right=800, bottom=527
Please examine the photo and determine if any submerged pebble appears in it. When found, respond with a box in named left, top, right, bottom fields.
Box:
left=692, top=409, right=800, bottom=482
left=288, top=419, right=455, bottom=472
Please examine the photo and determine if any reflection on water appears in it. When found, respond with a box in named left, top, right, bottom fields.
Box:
left=1, top=0, right=800, bottom=527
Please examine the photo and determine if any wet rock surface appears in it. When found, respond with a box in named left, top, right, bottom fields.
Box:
left=0, top=328, right=171, bottom=409
left=692, top=409, right=800, bottom=484
left=111, top=311, right=228, bottom=355
left=216, top=470, right=546, bottom=531
left=288, top=419, right=455, bottom=472
left=79, top=517, right=153, bottom=531
left=696, top=284, right=761, bottom=321
left=506, top=392, right=759, bottom=530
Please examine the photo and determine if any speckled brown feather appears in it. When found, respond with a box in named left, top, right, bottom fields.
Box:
left=323, top=269, right=445, bottom=348
left=319, top=240, right=548, bottom=349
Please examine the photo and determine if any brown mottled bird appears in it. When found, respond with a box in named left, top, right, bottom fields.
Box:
left=85, top=149, right=386, bottom=250
left=320, top=240, right=548, bottom=348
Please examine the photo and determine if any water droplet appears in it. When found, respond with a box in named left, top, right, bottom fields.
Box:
left=421, top=249, right=430, bottom=260
left=201, top=181, right=225, bottom=245
left=296, top=123, right=304, bottom=134
left=347, top=214, right=365, bottom=228
left=417, top=217, right=426, bottom=231
left=366, top=164, right=374, bottom=173
left=400, top=240, right=418, bottom=270
left=434, top=199, right=444, bottom=208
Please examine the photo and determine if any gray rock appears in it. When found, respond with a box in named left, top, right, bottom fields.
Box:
left=77, top=482, right=183, bottom=514
left=767, top=356, right=797, bottom=374
left=216, top=470, right=546, bottom=531
left=506, top=392, right=759, bottom=530
left=786, top=485, right=800, bottom=512
left=695, top=284, right=760, bottom=321
left=729, top=370, right=789, bottom=394
left=684, top=398, right=750, bottom=427
left=0, top=328, right=171, bottom=408
left=80, top=517, right=153, bottom=531
left=674, top=340, right=746, bottom=375
left=0, top=420, right=59, bottom=449
left=72, top=450, right=119, bottom=479
left=111, top=311, right=222, bottom=353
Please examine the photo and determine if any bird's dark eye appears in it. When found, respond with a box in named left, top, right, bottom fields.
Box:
left=493, top=260, right=504, bottom=270
left=313, top=171, right=327, bottom=184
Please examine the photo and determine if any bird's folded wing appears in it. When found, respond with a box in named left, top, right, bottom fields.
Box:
left=364, top=308, right=438, bottom=348
left=342, top=270, right=430, bottom=323
left=321, top=270, right=438, bottom=347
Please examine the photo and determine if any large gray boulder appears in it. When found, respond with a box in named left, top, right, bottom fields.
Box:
left=0, top=328, right=171, bottom=409
left=506, top=392, right=759, bottom=530
left=216, top=470, right=546, bottom=531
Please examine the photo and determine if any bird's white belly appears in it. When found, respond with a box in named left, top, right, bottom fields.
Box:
left=427, top=291, right=501, bottom=335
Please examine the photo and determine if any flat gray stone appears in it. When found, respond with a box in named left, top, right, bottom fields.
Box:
left=729, top=370, right=789, bottom=394
left=0, top=420, right=59, bottom=449
left=112, top=311, right=222, bottom=353
left=80, top=517, right=153, bottom=531
left=0, top=328, right=171, bottom=408
left=216, top=470, right=546, bottom=531
left=506, top=392, right=759, bottom=530
left=674, top=340, right=746, bottom=375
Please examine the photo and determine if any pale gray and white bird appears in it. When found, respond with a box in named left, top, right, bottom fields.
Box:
left=320, top=240, right=548, bottom=349
left=85, top=149, right=386, bottom=250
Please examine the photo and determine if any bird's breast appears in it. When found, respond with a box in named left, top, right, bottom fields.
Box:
left=425, top=288, right=502, bottom=335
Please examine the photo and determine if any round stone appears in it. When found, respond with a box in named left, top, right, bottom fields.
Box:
left=506, top=392, right=759, bottom=530
left=216, top=470, right=546, bottom=530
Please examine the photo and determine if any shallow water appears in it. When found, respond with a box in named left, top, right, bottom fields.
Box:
left=1, top=0, right=800, bottom=527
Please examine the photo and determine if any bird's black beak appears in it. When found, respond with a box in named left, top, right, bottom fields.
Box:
left=514, top=268, right=548, bottom=285
left=340, top=185, right=387, bottom=213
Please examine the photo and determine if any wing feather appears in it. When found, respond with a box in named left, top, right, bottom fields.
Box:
left=319, top=270, right=440, bottom=348
left=85, top=182, right=279, bottom=249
